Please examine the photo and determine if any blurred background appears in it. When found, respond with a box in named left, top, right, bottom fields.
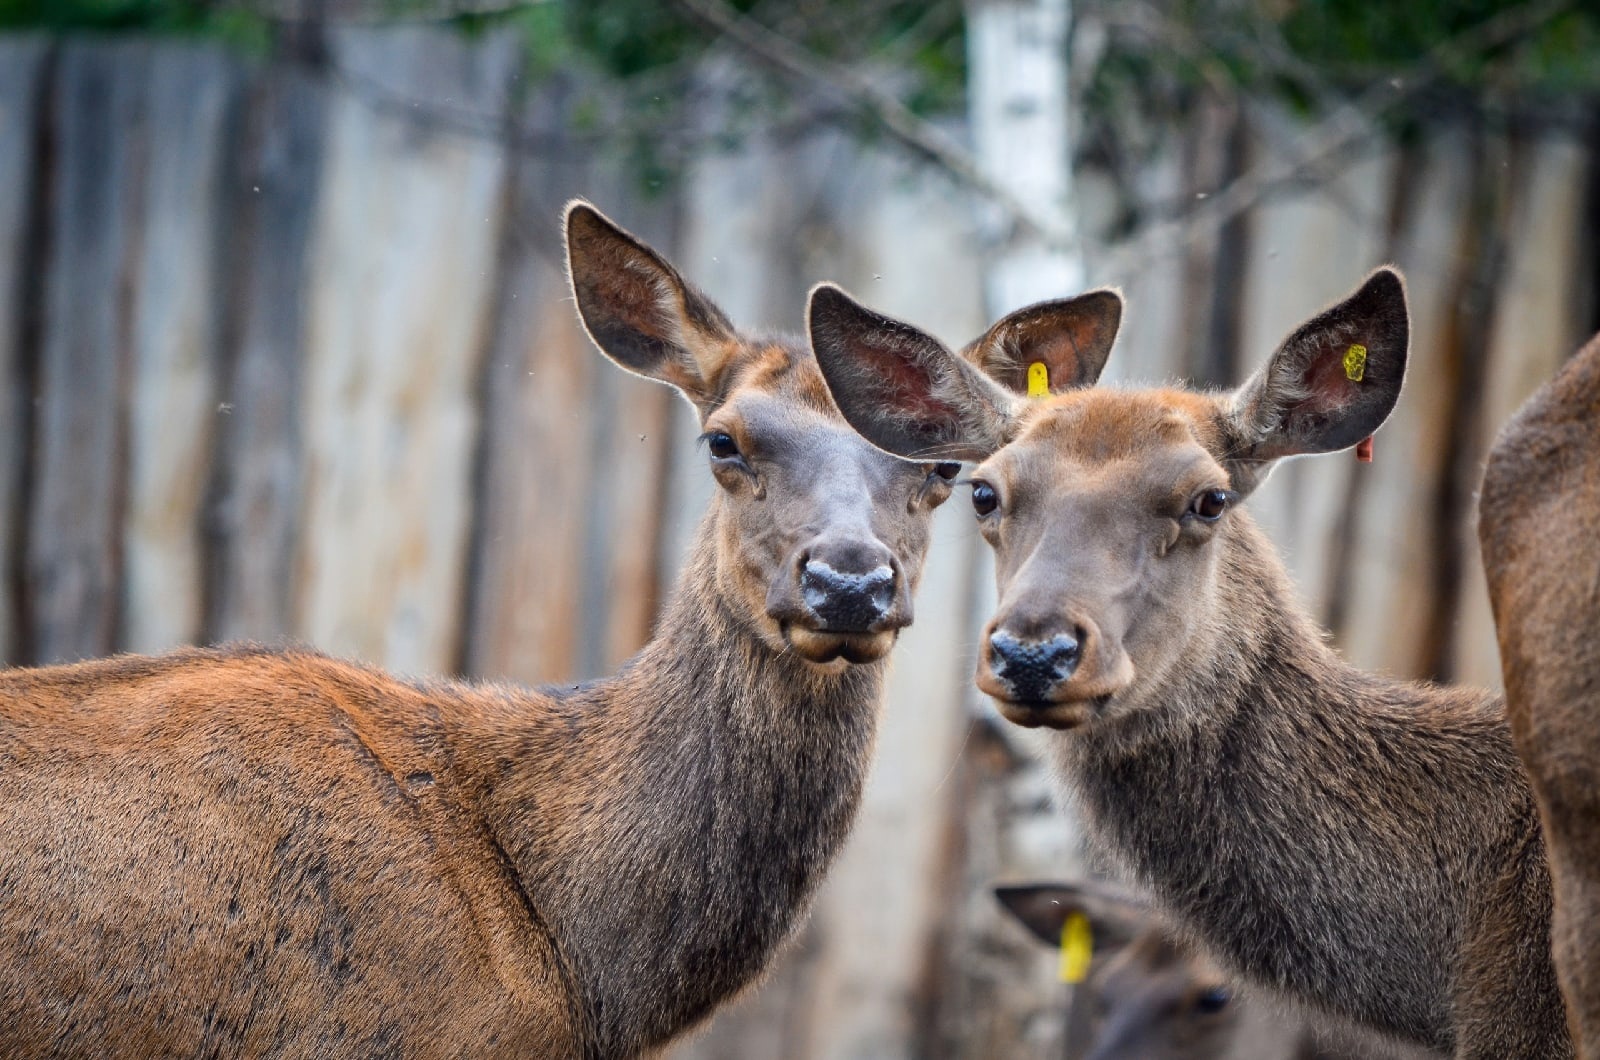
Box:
left=0, top=0, right=1596, bottom=1055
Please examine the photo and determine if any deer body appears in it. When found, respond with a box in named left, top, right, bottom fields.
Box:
left=1051, top=515, right=1560, bottom=1055
left=0, top=562, right=874, bottom=1056
left=1481, top=331, right=1600, bottom=1058
left=0, top=204, right=953, bottom=1057
left=810, top=271, right=1569, bottom=1058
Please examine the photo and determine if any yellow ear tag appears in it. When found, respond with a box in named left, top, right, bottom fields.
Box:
left=1027, top=361, right=1050, bottom=398
left=1059, top=911, right=1093, bottom=984
left=1343, top=343, right=1368, bottom=382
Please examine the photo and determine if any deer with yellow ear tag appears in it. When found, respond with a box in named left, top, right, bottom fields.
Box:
left=813, top=270, right=1567, bottom=1059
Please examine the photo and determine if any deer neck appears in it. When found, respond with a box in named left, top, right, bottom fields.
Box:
left=1049, top=515, right=1531, bottom=1048
left=482, top=519, right=884, bottom=1057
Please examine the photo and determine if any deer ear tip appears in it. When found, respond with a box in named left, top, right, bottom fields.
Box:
left=562, top=199, right=601, bottom=231
left=1097, top=286, right=1126, bottom=323
left=807, top=283, right=867, bottom=330
left=1366, top=265, right=1407, bottom=297
left=563, top=202, right=622, bottom=263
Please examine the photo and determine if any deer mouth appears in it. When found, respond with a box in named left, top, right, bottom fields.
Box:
left=986, top=691, right=1114, bottom=731
left=783, top=624, right=897, bottom=665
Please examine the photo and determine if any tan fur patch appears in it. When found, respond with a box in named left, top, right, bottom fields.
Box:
left=725, top=343, right=836, bottom=414
left=1014, top=388, right=1228, bottom=464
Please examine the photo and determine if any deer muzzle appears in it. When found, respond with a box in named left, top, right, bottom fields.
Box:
left=767, top=538, right=910, bottom=665
left=978, top=614, right=1133, bottom=728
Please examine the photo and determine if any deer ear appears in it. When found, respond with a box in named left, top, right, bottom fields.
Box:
left=1224, top=267, right=1409, bottom=492
left=994, top=881, right=1149, bottom=953
left=808, top=283, right=1019, bottom=462
left=964, top=289, right=1123, bottom=396
left=565, top=200, right=737, bottom=408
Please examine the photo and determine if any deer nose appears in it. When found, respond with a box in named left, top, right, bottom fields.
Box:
left=800, top=557, right=897, bottom=632
left=988, top=629, right=1081, bottom=701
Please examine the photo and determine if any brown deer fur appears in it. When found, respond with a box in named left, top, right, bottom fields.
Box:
left=0, top=203, right=962, bottom=1058
left=1480, top=331, right=1600, bottom=1058
left=811, top=271, right=1568, bottom=1058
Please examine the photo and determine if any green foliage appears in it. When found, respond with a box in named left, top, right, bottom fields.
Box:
left=6, top=0, right=1594, bottom=196
left=0, top=0, right=209, bottom=30
left=1083, top=0, right=1600, bottom=112
left=1077, top=0, right=1600, bottom=202
left=559, top=0, right=967, bottom=113
left=539, top=0, right=968, bottom=194
left=0, top=0, right=274, bottom=50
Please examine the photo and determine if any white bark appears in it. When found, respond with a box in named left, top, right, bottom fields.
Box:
left=966, top=0, right=1083, bottom=314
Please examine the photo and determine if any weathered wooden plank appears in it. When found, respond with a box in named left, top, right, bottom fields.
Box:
left=1101, top=144, right=1189, bottom=385
left=296, top=27, right=517, bottom=672
left=570, top=193, right=680, bottom=680
left=589, top=375, right=675, bottom=674
left=1235, top=110, right=1392, bottom=631
left=1339, top=132, right=1475, bottom=677
left=459, top=72, right=614, bottom=685
left=1454, top=133, right=1590, bottom=689
left=1179, top=96, right=1251, bottom=387
left=0, top=37, right=52, bottom=664
left=122, top=44, right=238, bottom=655
left=464, top=242, right=602, bottom=684
left=204, top=66, right=327, bottom=644
left=25, top=41, right=148, bottom=664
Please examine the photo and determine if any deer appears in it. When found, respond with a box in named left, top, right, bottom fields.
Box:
left=0, top=202, right=1127, bottom=1058
left=1480, top=330, right=1600, bottom=1059
left=807, top=270, right=1570, bottom=1058
left=998, top=880, right=1442, bottom=1059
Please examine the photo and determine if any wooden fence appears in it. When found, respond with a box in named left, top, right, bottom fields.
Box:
left=0, top=27, right=1594, bottom=1057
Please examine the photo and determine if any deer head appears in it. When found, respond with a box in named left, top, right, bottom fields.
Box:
left=810, top=269, right=1408, bottom=725
left=566, top=202, right=955, bottom=666
left=997, top=881, right=1241, bottom=1059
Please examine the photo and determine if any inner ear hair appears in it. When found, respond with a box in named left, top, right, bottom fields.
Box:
left=808, top=283, right=1016, bottom=462
left=1230, top=266, right=1409, bottom=464
left=964, top=288, right=1124, bottom=397
left=564, top=200, right=737, bottom=404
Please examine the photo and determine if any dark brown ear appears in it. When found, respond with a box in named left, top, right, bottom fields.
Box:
left=1224, top=267, right=1409, bottom=493
left=808, top=283, right=1019, bottom=462
left=993, top=880, right=1150, bottom=953
left=564, top=200, right=737, bottom=408
left=964, top=289, right=1123, bottom=396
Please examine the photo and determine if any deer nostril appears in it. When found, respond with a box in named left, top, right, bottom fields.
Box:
left=988, top=629, right=1082, bottom=700
left=801, top=560, right=895, bottom=631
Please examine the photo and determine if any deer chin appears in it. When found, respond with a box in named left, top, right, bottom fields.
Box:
left=991, top=697, right=1101, bottom=730
left=783, top=625, right=897, bottom=666
left=978, top=666, right=1119, bottom=730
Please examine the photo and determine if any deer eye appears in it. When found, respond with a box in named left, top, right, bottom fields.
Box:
left=1194, top=985, right=1232, bottom=1014
left=706, top=432, right=740, bottom=460
left=971, top=481, right=999, bottom=517
left=1187, top=488, right=1234, bottom=522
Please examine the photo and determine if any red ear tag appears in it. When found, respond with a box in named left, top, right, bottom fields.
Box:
left=1356, top=436, right=1374, bottom=463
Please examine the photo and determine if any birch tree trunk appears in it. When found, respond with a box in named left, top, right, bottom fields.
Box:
left=966, top=0, right=1082, bottom=314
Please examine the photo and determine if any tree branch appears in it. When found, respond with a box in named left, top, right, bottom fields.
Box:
left=1101, top=0, right=1575, bottom=278
left=677, top=0, right=1574, bottom=274
left=671, top=0, right=1078, bottom=249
